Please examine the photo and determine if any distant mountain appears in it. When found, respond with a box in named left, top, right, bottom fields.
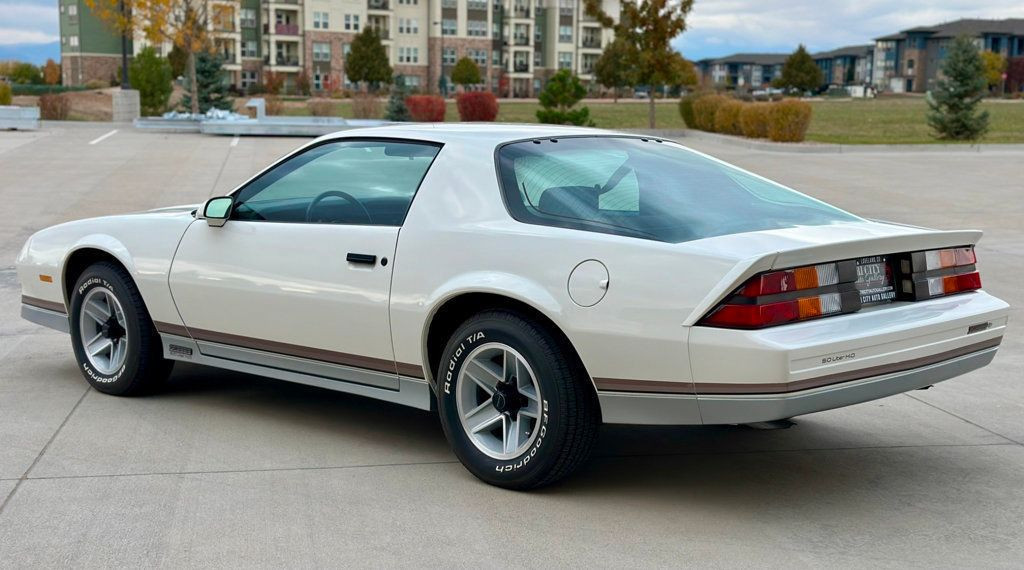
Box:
left=0, top=42, right=61, bottom=65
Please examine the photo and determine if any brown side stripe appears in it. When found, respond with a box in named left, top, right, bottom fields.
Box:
left=155, top=321, right=425, bottom=378
left=593, top=377, right=695, bottom=394
left=154, top=321, right=190, bottom=337
left=597, top=336, right=1002, bottom=396
left=22, top=295, right=66, bottom=314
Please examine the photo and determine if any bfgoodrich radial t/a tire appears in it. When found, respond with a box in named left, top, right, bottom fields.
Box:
left=68, top=261, right=173, bottom=396
left=437, top=309, right=599, bottom=489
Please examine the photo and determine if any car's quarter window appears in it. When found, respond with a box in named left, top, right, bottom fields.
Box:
left=496, top=136, right=860, bottom=243
left=232, top=139, right=441, bottom=225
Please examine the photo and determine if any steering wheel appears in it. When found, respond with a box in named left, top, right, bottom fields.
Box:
left=305, top=190, right=373, bottom=224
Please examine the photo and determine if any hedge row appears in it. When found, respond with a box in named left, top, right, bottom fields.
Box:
left=680, top=94, right=813, bottom=143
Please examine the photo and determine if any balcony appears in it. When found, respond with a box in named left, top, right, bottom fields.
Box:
left=267, top=55, right=300, bottom=66
left=513, top=7, right=530, bottom=18
left=441, top=0, right=456, bottom=8
left=368, top=0, right=389, bottom=9
left=559, top=7, right=572, bottom=16
left=581, top=37, right=600, bottom=48
left=467, top=0, right=488, bottom=10
left=274, top=23, right=299, bottom=35
left=371, top=27, right=390, bottom=39
left=513, top=35, right=529, bottom=46
left=513, top=62, right=529, bottom=72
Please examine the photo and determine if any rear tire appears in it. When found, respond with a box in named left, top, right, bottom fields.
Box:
left=436, top=309, right=599, bottom=489
left=68, top=261, right=173, bottom=396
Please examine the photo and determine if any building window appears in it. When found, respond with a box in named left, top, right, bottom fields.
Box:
left=907, top=58, right=915, bottom=70
left=533, top=51, right=541, bottom=66
left=442, top=19, right=456, bottom=36
left=399, top=18, right=419, bottom=34
left=492, top=50, right=501, bottom=66
left=441, top=0, right=457, bottom=7
left=404, top=75, right=421, bottom=88
left=492, top=21, right=501, bottom=39
left=241, top=70, right=258, bottom=89
left=68, top=4, right=78, bottom=16
left=558, top=0, right=573, bottom=16
left=469, top=49, right=487, bottom=66
left=313, top=42, right=331, bottom=61
left=398, top=47, right=419, bottom=63
left=314, top=70, right=324, bottom=91
left=398, top=0, right=419, bottom=4
left=241, top=8, right=256, bottom=28
left=69, top=35, right=79, bottom=47
left=558, top=26, right=572, bottom=43
left=467, top=0, right=487, bottom=10
left=443, top=47, right=457, bottom=65
left=467, top=20, right=487, bottom=37
left=344, top=14, right=360, bottom=31
left=558, top=51, right=571, bottom=69
left=242, top=40, right=258, bottom=58
left=313, top=11, right=329, bottom=29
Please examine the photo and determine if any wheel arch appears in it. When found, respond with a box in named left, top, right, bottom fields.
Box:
left=61, top=243, right=136, bottom=308
left=423, top=291, right=600, bottom=409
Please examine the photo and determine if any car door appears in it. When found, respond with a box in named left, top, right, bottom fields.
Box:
left=169, top=138, right=441, bottom=390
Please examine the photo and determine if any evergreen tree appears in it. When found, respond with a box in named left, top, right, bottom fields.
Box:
left=927, top=36, right=989, bottom=141
left=450, top=57, right=482, bottom=88
left=776, top=45, right=823, bottom=93
left=346, top=28, right=393, bottom=92
left=536, top=69, right=594, bottom=126
left=130, top=46, right=173, bottom=115
left=594, top=37, right=638, bottom=102
left=180, top=52, right=233, bottom=114
left=385, top=76, right=411, bottom=121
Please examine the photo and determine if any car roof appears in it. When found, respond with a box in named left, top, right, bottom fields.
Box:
left=315, top=123, right=634, bottom=148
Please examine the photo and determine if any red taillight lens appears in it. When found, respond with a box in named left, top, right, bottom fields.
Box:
left=740, top=263, right=840, bottom=296
left=702, top=292, right=847, bottom=329
left=904, top=247, right=981, bottom=301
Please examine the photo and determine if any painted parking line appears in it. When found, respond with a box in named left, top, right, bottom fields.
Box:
left=230, top=135, right=240, bottom=147
left=88, top=129, right=118, bottom=145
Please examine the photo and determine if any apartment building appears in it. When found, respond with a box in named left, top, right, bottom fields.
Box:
left=59, top=0, right=620, bottom=97
left=872, top=18, right=1024, bottom=93
left=695, top=53, right=786, bottom=89
left=813, top=44, right=873, bottom=86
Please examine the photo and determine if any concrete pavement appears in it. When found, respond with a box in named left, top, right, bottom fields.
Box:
left=0, top=124, right=1021, bottom=567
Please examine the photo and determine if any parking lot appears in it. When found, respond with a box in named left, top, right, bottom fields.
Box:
left=0, top=124, right=1021, bottom=567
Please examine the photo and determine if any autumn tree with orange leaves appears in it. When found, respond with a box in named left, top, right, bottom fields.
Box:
left=85, top=0, right=226, bottom=114
left=583, top=0, right=694, bottom=128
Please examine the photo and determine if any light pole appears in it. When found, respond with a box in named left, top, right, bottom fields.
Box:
left=119, top=0, right=130, bottom=88
left=434, top=20, right=446, bottom=96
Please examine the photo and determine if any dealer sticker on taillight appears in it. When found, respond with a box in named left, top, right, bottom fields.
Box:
left=855, top=256, right=896, bottom=305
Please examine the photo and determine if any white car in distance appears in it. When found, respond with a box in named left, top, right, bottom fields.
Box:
left=18, top=125, right=1009, bottom=488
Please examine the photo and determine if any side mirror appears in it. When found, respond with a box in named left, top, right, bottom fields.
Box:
left=202, top=196, right=233, bottom=227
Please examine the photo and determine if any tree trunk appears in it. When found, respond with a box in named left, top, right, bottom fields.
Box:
left=648, top=89, right=656, bottom=129
left=613, top=87, right=618, bottom=103
left=188, top=51, right=199, bottom=115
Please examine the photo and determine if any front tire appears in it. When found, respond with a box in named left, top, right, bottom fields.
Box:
left=69, top=261, right=173, bottom=396
left=436, top=310, right=599, bottom=489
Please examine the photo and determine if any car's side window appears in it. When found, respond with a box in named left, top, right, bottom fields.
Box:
left=232, top=139, right=441, bottom=226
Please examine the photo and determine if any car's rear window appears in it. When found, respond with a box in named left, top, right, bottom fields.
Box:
left=496, top=136, right=860, bottom=243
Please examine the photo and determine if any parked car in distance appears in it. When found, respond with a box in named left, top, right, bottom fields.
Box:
left=18, top=124, right=1009, bottom=489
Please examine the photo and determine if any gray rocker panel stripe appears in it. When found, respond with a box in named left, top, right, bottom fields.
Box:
left=596, top=336, right=1002, bottom=396
left=153, top=321, right=425, bottom=378
left=22, top=295, right=67, bottom=314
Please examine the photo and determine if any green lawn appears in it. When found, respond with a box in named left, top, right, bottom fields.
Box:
left=282, top=97, right=1024, bottom=144
left=805, top=98, right=1024, bottom=144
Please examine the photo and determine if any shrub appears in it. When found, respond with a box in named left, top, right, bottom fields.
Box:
left=129, top=46, right=173, bottom=116
left=405, top=94, right=446, bottom=121
left=38, top=93, right=70, bottom=120
left=714, top=100, right=745, bottom=135
left=692, top=94, right=728, bottom=131
left=351, top=92, right=382, bottom=119
left=536, top=69, right=593, bottom=126
left=451, top=57, right=483, bottom=88
left=739, top=102, right=771, bottom=138
left=308, top=99, right=336, bottom=116
left=456, top=91, right=498, bottom=121
left=264, top=95, right=284, bottom=115
left=678, top=92, right=699, bottom=128
left=296, top=71, right=311, bottom=96
left=0, top=82, right=11, bottom=105
left=263, top=71, right=283, bottom=96
left=766, top=99, right=813, bottom=142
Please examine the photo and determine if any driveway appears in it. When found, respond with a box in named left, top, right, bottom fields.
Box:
left=1, top=124, right=1021, bottom=567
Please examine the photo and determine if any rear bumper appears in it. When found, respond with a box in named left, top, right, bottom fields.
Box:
left=599, top=342, right=999, bottom=425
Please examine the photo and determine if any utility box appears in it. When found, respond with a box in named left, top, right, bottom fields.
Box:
left=111, top=89, right=140, bottom=122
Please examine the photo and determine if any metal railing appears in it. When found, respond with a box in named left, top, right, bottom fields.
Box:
left=368, top=0, right=389, bottom=9
left=513, top=63, right=529, bottom=72
left=275, top=23, right=299, bottom=35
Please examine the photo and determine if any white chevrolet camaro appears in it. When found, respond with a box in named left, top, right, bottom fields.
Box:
left=18, top=124, right=1009, bottom=488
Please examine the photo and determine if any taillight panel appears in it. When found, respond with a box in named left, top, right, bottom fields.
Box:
left=699, top=246, right=982, bottom=330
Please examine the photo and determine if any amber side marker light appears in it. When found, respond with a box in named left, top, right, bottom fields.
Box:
left=38, top=274, right=53, bottom=283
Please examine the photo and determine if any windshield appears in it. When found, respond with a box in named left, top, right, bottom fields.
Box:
left=496, top=136, right=861, bottom=243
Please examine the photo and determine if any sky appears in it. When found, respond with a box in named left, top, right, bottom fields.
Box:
left=2, top=0, right=1024, bottom=64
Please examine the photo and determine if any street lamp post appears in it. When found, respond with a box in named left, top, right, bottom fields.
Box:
left=119, top=0, right=131, bottom=88
left=433, top=20, right=446, bottom=96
